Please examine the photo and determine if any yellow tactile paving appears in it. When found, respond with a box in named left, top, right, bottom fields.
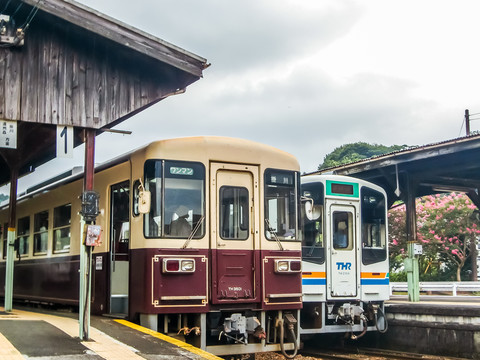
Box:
left=116, top=319, right=224, bottom=360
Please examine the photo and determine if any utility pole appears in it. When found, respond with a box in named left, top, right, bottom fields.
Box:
left=465, top=109, right=470, bottom=136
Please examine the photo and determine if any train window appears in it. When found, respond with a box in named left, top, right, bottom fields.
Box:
left=17, top=216, right=30, bottom=256
left=302, top=182, right=325, bottom=264
left=164, top=161, right=205, bottom=239
left=133, top=180, right=140, bottom=217
left=144, top=160, right=205, bottom=239
left=219, top=186, right=249, bottom=240
left=34, top=210, right=49, bottom=255
left=264, top=169, right=299, bottom=241
left=361, top=187, right=387, bottom=265
left=144, top=160, right=162, bottom=237
left=332, top=211, right=354, bottom=250
left=111, top=182, right=130, bottom=255
left=53, top=204, right=71, bottom=253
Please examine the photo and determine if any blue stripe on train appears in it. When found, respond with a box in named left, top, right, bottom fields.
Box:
left=302, top=278, right=326, bottom=285
left=360, top=279, right=390, bottom=285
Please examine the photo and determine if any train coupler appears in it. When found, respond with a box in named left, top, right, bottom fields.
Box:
left=220, top=313, right=265, bottom=344
left=335, top=303, right=364, bottom=326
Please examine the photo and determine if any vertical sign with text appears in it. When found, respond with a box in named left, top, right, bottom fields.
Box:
left=0, top=120, right=17, bottom=149
left=56, top=125, right=74, bottom=158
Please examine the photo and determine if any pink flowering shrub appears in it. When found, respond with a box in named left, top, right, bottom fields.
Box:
left=388, top=193, right=479, bottom=281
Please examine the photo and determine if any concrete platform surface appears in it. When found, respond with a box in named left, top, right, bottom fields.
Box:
left=0, top=307, right=222, bottom=360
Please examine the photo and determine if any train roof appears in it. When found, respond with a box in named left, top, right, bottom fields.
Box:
left=7, top=137, right=298, bottom=203
left=302, top=173, right=387, bottom=194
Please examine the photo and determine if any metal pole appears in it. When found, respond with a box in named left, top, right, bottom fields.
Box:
left=4, top=166, right=18, bottom=312
left=79, top=129, right=96, bottom=340
left=405, top=175, right=420, bottom=302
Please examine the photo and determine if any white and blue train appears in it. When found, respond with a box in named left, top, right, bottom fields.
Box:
left=299, top=174, right=389, bottom=339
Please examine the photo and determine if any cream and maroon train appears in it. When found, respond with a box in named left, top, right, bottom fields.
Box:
left=300, top=174, right=389, bottom=339
left=0, top=136, right=302, bottom=357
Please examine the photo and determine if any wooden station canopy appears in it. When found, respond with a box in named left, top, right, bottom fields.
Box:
left=0, top=0, right=208, bottom=185
left=311, top=134, right=480, bottom=209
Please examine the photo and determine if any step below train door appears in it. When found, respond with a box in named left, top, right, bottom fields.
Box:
left=109, top=180, right=130, bottom=316
left=326, top=202, right=358, bottom=299
left=210, top=163, right=260, bottom=304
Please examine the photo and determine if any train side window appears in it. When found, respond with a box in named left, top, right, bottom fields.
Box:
left=17, top=216, right=30, bottom=257
left=34, top=210, right=49, bottom=255
left=361, top=187, right=387, bottom=265
left=133, top=180, right=140, bottom=217
left=219, top=186, right=249, bottom=240
left=332, top=211, right=354, bottom=250
left=144, top=160, right=163, bottom=237
left=264, top=169, right=299, bottom=241
left=301, top=182, right=325, bottom=264
left=111, top=181, right=130, bottom=255
left=53, top=204, right=71, bottom=253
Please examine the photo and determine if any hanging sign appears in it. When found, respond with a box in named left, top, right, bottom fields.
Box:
left=85, top=224, right=102, bottom=247
left=56, top=125, right=74, bottom=158
left=0, top=120, right=17, bottom=149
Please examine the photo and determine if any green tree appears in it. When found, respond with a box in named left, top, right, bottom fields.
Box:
left=0, top=194, right=8, bottom=204
left=318, top=142, right=408, bottom=170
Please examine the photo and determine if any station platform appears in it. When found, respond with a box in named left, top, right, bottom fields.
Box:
left=374, top=299, right=480, bottom=358
left=0, top=306, right=222, bottom=360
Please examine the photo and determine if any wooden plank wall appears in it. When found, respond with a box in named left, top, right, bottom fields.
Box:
left=0, top=13, right=191, bottom=128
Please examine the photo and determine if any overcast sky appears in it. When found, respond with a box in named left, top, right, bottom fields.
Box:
left=4, top=0, right=480, bottom=194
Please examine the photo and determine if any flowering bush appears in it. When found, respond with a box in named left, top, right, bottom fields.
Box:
left=388, top=193, right=479, bottom=281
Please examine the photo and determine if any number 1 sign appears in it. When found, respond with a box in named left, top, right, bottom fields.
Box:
left=56, top=125, right=74, bottom=158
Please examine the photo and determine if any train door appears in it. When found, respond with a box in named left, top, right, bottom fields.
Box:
left=326, top=203, right=358, bottom=298
left=210, top=163, right=259, bottom=303
left=109, top=180, right=130, bottom=316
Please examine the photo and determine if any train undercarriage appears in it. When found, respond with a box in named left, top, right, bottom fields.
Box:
left=140, top=309, right=300, bottom=357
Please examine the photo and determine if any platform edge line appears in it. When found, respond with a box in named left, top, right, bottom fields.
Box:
left=114, top=319, right=223, bottom=360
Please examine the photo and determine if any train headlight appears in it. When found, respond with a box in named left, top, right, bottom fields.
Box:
left=181, top=260, right=195, bottom=272
left=162, top=258, right=195, bottom=273
left=274, top=259, right=302, bottom=273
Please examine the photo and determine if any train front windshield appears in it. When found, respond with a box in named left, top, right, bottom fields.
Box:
left=143, top=160, right=205, bottom=239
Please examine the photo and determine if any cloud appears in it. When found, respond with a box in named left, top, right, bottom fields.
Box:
left=80, top=0, right=363, bottom=73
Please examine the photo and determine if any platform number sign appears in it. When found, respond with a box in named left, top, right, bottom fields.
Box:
left=0, top=120, right=17, bottom=149
left=56, top=125, right=73, bottom=158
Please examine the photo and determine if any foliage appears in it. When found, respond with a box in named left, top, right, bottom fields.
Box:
left=0, top=193, right=8, bottom=204
left=388, top=193, right=480, bottom=281
left=318, top=142, right=408, bottom=170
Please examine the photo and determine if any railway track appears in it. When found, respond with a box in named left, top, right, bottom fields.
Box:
left=256, top=348, right=468, bottom=360
left=299, top=347, right=468, bottom=360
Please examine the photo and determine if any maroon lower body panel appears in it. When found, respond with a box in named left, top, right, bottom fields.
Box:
left=211, top=249, right=260, bottom=304
left=261, top=250, right=303, bottom=310
left=0, top=255, right=81, bottom=305
left=130, top=248, right=210, bottom=316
